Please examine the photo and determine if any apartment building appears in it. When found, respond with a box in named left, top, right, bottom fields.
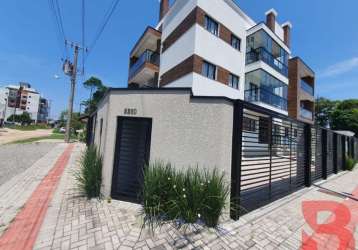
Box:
left=91, top=0, right=319, bottom=209
left=0, top=83, right=49, bottom=123
left=128, top=0, right=296, bottom=115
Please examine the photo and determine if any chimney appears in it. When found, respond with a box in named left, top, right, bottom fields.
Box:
left=159, top=0, right=170, bottom=21
left=265, top=9, right=278, bottom=32
left=282, top=22, right=292, bottom=48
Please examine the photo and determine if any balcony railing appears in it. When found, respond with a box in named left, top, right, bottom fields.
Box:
left=246, top=47, right=288, bottom=77
left=129, top=50, right=159, bottom=80
left=300, top=80, right=314, bottom=96
left=300, top=108, right=313, bottom=120
left=245, top=88, right=288, bottom=111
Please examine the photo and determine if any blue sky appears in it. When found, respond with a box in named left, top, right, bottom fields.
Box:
left=0, top=0, right=357, bottom=119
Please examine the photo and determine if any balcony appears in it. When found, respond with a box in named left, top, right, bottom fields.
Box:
left=300, top=80, right=314, bottom=96
left=246, top=47, right=288, bottom=77
left=128, top=50, right=160, bottom=85
left=245, top=88, right=288, bottom=111
left=300, top=107, right=313, bottom=120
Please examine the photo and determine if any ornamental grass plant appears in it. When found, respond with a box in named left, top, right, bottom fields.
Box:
left=75, top=146, right=103, bottom=199
left=142, top=161, right=229, bottom=230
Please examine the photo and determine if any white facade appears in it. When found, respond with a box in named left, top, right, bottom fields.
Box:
left=156, top=0, right=291, bottom=114
left=0, top=84, right=46, bottom=123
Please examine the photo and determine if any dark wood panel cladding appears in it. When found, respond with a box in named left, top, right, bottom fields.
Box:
left=219, top=25, right=232, bottom=45
left=288, top=59, right=299, bottom=119
left=160, top=54, right=231, bottom=87
left=217, top=67, right=230, bottom=85
left=288, top=57, right=315, bottom=124
left=162, top=7, right=204, bottom=52
left=162, top=7, right=239, bottom=52
left=160, top=55, right=199, bottom=86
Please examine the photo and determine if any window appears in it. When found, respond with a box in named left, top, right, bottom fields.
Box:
left=243, top=117, right=256, bottom=132
left=228, top=74, right=239, bottom=89
left=231, top=35, right=241, bottom=51
left=259, top=117, right=270, bottom=144
left=204, top=16, right=218, bottom=36
left=202, top=61, right=216, bottom=80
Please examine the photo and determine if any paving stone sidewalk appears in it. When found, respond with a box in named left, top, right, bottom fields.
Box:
left=33, top=143, right=358, bottom=250
left=0, top=143, right=68, bottom=236
left=0, top=142, right=58, bottom=185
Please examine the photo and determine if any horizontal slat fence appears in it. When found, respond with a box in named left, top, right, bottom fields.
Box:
left=231, top=101, right=358, bottom=219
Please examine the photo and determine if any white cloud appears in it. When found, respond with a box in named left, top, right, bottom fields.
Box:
left=318, top=57, right=358, bottom=78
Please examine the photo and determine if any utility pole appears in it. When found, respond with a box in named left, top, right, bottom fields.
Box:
left=64, top=45, right=79, bottom=143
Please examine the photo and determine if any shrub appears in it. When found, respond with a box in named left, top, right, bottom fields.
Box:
left=346, top=156, right=358, bottom=171
left=142, top=162, right=229, bottom=230
left=75, top=146, right=103, bottom=199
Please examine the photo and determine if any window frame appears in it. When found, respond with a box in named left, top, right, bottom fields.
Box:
left=231, top=34, right=241, bottom=51
left=204, top=15, right=219, bottom=36
left=228, top=74, right=240, bottom=90
left=243, top=117, right=256, bottom=132
left=202, top=61, right=217, bottom=80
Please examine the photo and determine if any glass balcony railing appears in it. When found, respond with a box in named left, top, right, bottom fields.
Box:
left=300, top=80, right=314, bottom=96
left=129, top=50, right=159, bottom=80
left=245, top=88, right=288, bottom=111
left=300, top=108, right=313, bottom=120
left=246, top=47, right=288, bottom=77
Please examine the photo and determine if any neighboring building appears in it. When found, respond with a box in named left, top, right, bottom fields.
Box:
left=288, top=57, right=315, bottom=124
left=38, top=98, right=49, bottom=123
left=0, top=83, right=49, bottom=123
left=128, top=0, right=293, bottom=115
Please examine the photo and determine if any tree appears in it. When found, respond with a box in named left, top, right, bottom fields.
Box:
left=315, top=97, right=340, bottom=128
left=7, top=112, right=32, bottom=124
left=58, top=110, right=84, bottom=133
left=82, top=77, right=108, bottom=114
left=331, top=100, right=358, bottom=136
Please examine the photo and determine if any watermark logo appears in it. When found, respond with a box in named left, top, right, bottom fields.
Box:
left=301, top=200, right=355, bottom=250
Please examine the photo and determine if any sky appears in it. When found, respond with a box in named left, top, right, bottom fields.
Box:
left=0, top=0, right=357, bottom=119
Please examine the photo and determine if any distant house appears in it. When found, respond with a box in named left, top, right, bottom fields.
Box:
left=0, top=82, right=49, bottom=123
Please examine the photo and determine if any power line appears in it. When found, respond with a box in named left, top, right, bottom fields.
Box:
left=81, top=0, right=86, bottom=76
left=48, top=0, right=67, bottom=58
left=85, top=0, right=120, bottom=61
left=54, top=0, right=66, bottom=42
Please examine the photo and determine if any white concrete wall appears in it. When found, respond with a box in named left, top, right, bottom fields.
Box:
left=0, top=88, right=9, bottom=120
left=159, top=25, right=196, bottom=75
left=160, top=0, right=254, bottom=100
left=26, top=92, right=40, bottom=121
left=162, top=0, right=198, bottom=41
left=93, top=94, right=110, bottom=154
left=97, top=90, right=234, bottom=198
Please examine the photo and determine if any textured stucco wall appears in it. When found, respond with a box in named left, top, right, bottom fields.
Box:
left=96, top=89, right=234, bottom=198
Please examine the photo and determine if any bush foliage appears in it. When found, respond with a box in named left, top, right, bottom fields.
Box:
left=142, top=161, right=229, bottom=230
left=75, top=146, right=103, bottom=199
left=346, top=156, right=358, bottom=171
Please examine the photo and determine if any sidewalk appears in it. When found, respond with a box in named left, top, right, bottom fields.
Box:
left=0, top=143, right=68, bottom=236
left=0, top=142, right=357, bottom=249
left=33, top=146, right=358, bottom=250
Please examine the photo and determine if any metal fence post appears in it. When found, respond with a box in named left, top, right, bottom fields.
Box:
left=322, top=129, right=328, bottom=179
left=333, top=133, right=338, bottom=174
left=304, top=124, right=312, bottom=187
left=230, top=101, right=243, bottom=220
left=342, top=136, right=347, bottom=171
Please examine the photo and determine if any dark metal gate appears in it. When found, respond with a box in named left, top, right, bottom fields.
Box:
left=326, top=130, right=334, bottom=176
left=230, top=101, right=358, bottom=220
left=236, top=104, right=306, bottom=215
left=111, top=117, right=152, bottom=202
left=311, top=127, right=323, bottom=182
